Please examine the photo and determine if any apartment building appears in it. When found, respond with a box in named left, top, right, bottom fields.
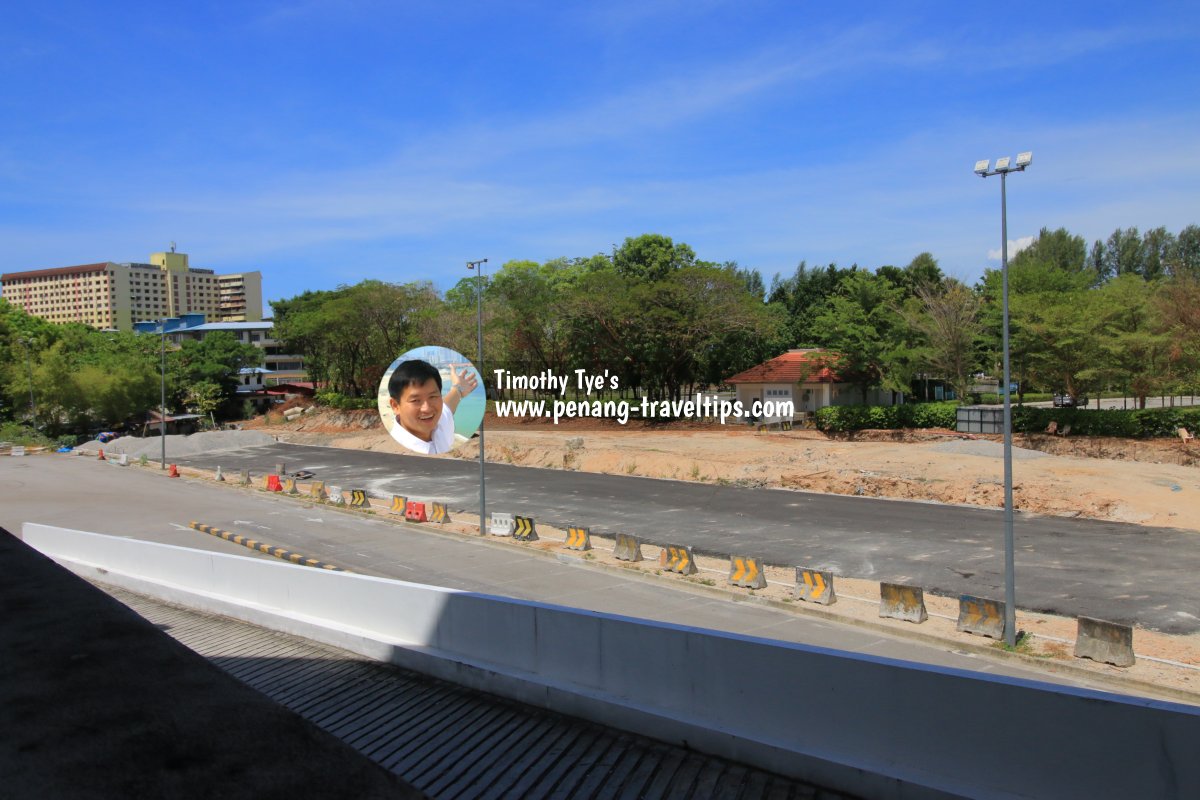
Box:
left=0, top=248, right=263, bottom=330
left=216, top=272, right=264, bottom=322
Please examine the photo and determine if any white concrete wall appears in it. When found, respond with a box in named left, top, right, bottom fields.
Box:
left=22, top=523, right=1200, bottom=800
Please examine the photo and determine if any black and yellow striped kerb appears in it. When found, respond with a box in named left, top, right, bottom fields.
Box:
left=188, top=521, right=345, bottom=571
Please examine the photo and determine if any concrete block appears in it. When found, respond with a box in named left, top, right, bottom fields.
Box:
left=880, top=582, right=927, bottom=624
left=1075, top=616, right=1135, bottom=667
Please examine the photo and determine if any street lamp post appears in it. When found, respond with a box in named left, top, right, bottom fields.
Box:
left=159, top=319, right=167, bottom=469
left=467, top=259, right=488, bottom=536
left=974, top=151, right=1032, bottom=648
left=19, top=337, right=36, bottom=426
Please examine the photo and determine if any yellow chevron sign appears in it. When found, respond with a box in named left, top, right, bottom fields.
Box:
left=665, top=544, right=696, bottom=575
left=390, top=495, right=407, bottom=513
left=565, top=525, right=591, bottom=551
left=430, top=502, right=449, bottom=524
left=795, top=567, right=836, bottom=604
left=513, top=515, right=538, bottom=542
left=729, top=555, right=766, bottom=589
left=348, top=489, right=368, bottom=508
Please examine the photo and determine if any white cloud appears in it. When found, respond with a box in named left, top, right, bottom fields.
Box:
left=987, top=236, right=1035, bottom=262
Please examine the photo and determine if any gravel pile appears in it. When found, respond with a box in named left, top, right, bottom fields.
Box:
left=929, top=439, right=1048, bottom=460
left=76, top=430, right=277, bottom=459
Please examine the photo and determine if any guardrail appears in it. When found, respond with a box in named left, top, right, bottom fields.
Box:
left=21, top=522, right=1200, bottom=800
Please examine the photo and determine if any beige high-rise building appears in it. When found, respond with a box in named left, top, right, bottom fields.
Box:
left=216, top=271, right=264, bottom=322
left=0, top=248, right=263, bottom=330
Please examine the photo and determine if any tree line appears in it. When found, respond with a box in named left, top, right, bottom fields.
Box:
left=3, top=224, right=1197, bottom=438
left=271, top=226, right=1200, bottom=409
left=0, top=303, right=260, bottom=438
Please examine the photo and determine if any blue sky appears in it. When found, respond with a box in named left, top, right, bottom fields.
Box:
left=2, top=1, right=1198, bottom=313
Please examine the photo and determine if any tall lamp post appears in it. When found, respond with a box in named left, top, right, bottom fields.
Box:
left=974, top=150, right=1032, bottom=648
left=19, top=337, right=37, bottom=426
left=467, top=259, right=488, bottom=536
left=158, top=319, right=168, bottom=469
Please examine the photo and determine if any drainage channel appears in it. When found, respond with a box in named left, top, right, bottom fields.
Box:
left=103, top=585, right=851, bottom=800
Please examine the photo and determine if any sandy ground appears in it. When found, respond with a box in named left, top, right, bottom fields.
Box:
left=255, top=407, right=1200, bottom=531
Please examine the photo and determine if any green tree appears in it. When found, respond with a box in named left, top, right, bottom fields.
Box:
left=767, top=262, right=855, bottom=345
left=1168, top=225, right=1200, bottom=277
left=1009, top=227, right=1088, bottom=275
left=612, top=234, right=696, bottom=283
left=1090, top=275, right=1170, bottom=407
left=811, top=271, right=914, bottom=401
left=907, top=281, right=984, bottom=402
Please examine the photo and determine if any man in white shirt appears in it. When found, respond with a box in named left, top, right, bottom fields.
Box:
left=386, top=359, right=477, bottom=455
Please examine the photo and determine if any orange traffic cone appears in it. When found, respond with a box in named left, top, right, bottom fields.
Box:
left=168, top=464, right=180, bottom=478
left=97, top=449, right=106, bottom=461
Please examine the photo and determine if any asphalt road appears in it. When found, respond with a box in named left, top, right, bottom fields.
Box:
left=161, top=441, right=1200, bottom=635
left=0, top=455, right=1086, bottom=688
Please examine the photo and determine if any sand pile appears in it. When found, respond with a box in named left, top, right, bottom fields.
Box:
left=76, top=430, right=277, bottom=460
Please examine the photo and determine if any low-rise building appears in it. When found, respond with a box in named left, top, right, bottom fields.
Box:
left=132, top=318, right=306, bottom=386
left=725, top=348, right=896, bottom=417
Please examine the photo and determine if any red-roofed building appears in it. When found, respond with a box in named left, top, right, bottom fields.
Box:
left=725, top=349, right=896, bottom=417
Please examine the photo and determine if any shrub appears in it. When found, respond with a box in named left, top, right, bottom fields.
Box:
left=314, top=390, right=377, bottom=410
left=1012, top=405, right=1200, bottom=438
left=0, top=422, right=56, bottom=448
left=814, top=402, right=958, bottom=432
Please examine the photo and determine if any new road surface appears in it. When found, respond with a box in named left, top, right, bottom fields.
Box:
left=150, top=440, right=1200, bottom=634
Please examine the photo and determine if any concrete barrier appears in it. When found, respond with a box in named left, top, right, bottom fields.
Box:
left=796, top=567, right=835, bottom=605
left=728, top=555, right=767, bottom=589
left=513, top=515, right=538, bottom=542
left=115, top=453, right=128, bottom=467
left=429, top=502, right=450, bottom=524
left=613, top=533, right=643, bottom=562
left=239, top=469, right=251, bottom=486
left=1075, top=617, right=1136, bottom=667
left=880, top=582, right=927, bottom=624
left=390, top=495, right=407, bottom=513
left=327, top=486, right=344, bottom=506
left=348, top=489, right=368, bottom=509
left=957, top=595, right=1006, bottom=640
left=215, top=466, right=225, bottom=482
left=565, top=525, right=591, bottom=551
left=489, top=513, right=514, bottom=536
left=283, top=478, right=298, bottom=495
left=309, top=481, right=328, bottom=500
left=23, top=522, right=1200, bottom=800
left=274, top=462, right=287, bottom=476
left=661, top=544, right=697, bottom=576
left=11, top=445, right=25, bottom=457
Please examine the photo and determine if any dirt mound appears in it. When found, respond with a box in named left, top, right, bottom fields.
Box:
left=77, top=430, right=278, bottom=459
